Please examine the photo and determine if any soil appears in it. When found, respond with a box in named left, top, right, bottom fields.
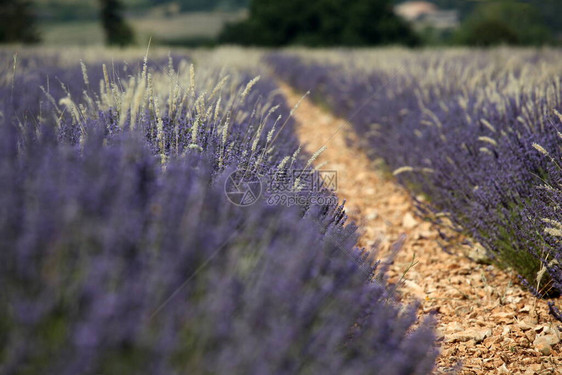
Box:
left=279, top=82, right=562, bottom=375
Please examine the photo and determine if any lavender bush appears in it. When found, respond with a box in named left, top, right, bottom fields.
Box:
left=0, top=51, right=438, bottom=374
left=266, top=50, right=562, bottom=301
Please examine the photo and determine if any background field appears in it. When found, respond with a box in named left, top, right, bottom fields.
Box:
left=39, top=10, right=248, bottom=46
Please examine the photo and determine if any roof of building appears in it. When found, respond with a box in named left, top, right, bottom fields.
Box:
left=395, top=1, right=439, bottom=21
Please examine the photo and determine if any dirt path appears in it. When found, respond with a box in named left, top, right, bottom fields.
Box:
left=279, top=82, right=562, bottom=375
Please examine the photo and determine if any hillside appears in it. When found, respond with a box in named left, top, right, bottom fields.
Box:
left=35, top=0, right=249, bottom=21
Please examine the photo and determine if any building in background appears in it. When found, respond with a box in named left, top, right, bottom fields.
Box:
left=395, top=1, right=458, bottom=31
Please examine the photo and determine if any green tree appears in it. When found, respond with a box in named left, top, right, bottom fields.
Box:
left=219, top=0, right=418, bottom=46
left=454, top=1, right=552, bottom=46
left=0, top=0, right=40, bottom=43
left=342, top=0, right=418, bottom=45
left=100, top=0, right=135, bottom=46
left=144, top=0, right=249, bottom=12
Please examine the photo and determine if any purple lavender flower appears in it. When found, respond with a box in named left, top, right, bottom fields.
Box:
left=265, top=51, right=562, bottom=301
left=0, top=53, right=438, bottom=374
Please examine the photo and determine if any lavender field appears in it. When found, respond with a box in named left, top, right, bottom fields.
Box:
left=267, top=49, right=562, bottom=299
left=0, top=47, right=439, bottom=374
left=0, top=46, right=560, bottom=374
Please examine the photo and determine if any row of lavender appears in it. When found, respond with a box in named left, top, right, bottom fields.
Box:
left=266, top=50, right=562, bottom=309
left=0, top=49, right=437, bottom=374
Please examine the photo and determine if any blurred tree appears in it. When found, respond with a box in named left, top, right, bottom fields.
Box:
left=100, top=0, right=135, bottom=46
left=532, top=0, right=562, bottom=37
left=453, top=1, right=552, bottom=46
left=0, top=0, right=40, bottom=43
left=456, top=18, right=518, bottom=47
left=219, top=0, right=418, bottom=46
left=342, top=0, right=418, bottom=45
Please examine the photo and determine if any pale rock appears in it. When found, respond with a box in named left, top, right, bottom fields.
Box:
left=416, top=230, right=434, bottom=240
left=425, top=285, right=437, bottom=294
left=473, top=328, right=493, bottom=344
left=446, top=328, right=492, bottom=344
left=536, top=333, right=560, bottom=346
left=518, top=317, right=537, bottom=331
left=505, top=295, right=522, bottom=304
left=533, top=334, right=560, bottom=355
left=419, top=222, right=433, bottom=232
left=524, top=364, right=542, bottom=375
left=403, top=280, right=425, bottom=299
left=498, top=364, right=510, bottom=374
left=517, top=321, right=532, bottom=331
left=387, top=195, right=404, bottom=206
left=533, top=325, right=544, bottom=333
left=365, top=240, right=378, bottom=248
left=435, top=328, right=445, bottom=341
left=445, top=322, right=465, bottom=334
left=536, top=344, right=550, bottom=355
left=454, top=306, right=472, bottom=316
left=402, top=212, right=418, bottom=229
left=364, top=187, right=376, bottom=196
left=492, top=311, right=515, bottom=321
left=467, top=244, right=491, bottom=264
left=525, top=330, right=536, bottom=343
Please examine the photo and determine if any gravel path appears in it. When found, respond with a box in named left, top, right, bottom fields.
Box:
left=279, top=82, right=562, bottom=375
